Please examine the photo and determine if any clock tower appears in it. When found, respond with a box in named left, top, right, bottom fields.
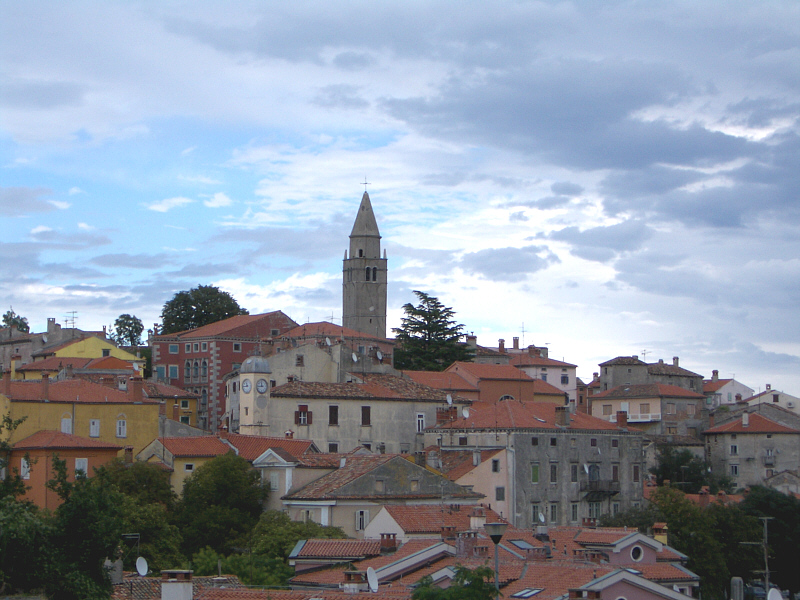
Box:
left=238, top=354, right=272, bottom=436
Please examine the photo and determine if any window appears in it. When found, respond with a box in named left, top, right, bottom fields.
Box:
left=571, top=464, right=578, bottom=483
left=630, top=546, right=643, bottom=562
left=550, top=437, right=557, bottom=447
left=512, top=589, right=544, bottom=599
left=156, top=365, right=166, bottom=380
left=75, top=458, right=88, bottom=476
left=531, top=504, right=541, bottom=524
left=365, top=266, right=372, bottom=281
left=193, top=361, right=199, bottom=379
left=730, top=444, right=738, bottom=456
left=185, top=463, right=194, bottom=472
left=588, top=501, right=601, bottom=518
left=549, top=502, right=558, bottom=523
left=180, top=399, right=189, bottom=409
left=492, top=459, right=500, bottom=473
left=602, top=405, right=612, bottom=416
left=376, top=480, right=385, bottom=493
left=667, top=403, right=676, bottom=414
left=459, top=436, right=468, bottom=446
left=590, top=438, right=597, bottom=447
left=185, top=361, right=191, bottom=379
left=612, top=439, right=619, bottom=448
left=531, top=464, right=539, bottom=483
left=295, top=355, right=305, bottom=367
left=328, top=442, right=339, bottom=453
left=499, top=394, right=514, bottom=402
left=329, top=405, right=339, bottom=426
left=116, top=419, right=127, bottom=438
left=531, top=437, right=539, bottom=446
left=295, top=405, right=312, bottom=425
left=185, top=343, right=191, bottom=352
left=570, top=438, right=576, bottom=448
left=201, top=360, right=207, bottom=378
left=233, top=343, right=242, bottom=352
left=355, top=509, right=369, bottom=531
left=632, top=464, right=640, bottom=483
left=169, top=344, right=179, bottom=354
left=541, top=373, right=547, bottom=382
left=193, top=343, right=199, bottom=352
left=416, top=413, right=425, bottom=433
left=687, top=403, right=696, bottom=416
left=612, top=464, right=619, bottom=482
left=180, top=415, right=190, bottom=424
left=550, top=463, right=558, bottom=483
left=589, top=464, right=600, bottom=481
left=89, top=419, right=100, bottom=437
left=571, top=502, right=579, bottom=522
left=640, top=403, right=650, bottom=414
left=561, top=374, right=569, bottom=385
left=201, top=342, right=207, bottom=351
left=667, top=427, right=677, bottom=434
left=61, top=417, right=72, bottom=434
left=21, top=457, right=30, bottom=480
left=168, top=365, right=178, bottom=380
left=495, top=487, right=505, bottom=501
left=362, top=442, right=372, bottom=451
left=270, top=472, right=279, bottom=491
left=612, top=502, right=620, bottom=515
left=361, top=406, right=371, bottom=426
left=730, top=464, right=739, bottom=476
left=766, top=469, right=774, bottom=478
left=102, top=348, right=110, bottom=357
left=773, top=394, right=779, bottom=403
left=372, top=267, right=377, bottom=281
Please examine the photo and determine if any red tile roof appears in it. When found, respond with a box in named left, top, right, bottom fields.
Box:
left=273, top=374, right=451, bottom=402
left=592, top=383, right=704, bottom=400
left=381, top=504, right=506, bottom=534
left=508, top=354, right=576, bottom=368
left=635, top=562, right=699, bottom=581
left=599, top=356, right=647, bottom=367
left=13, top=430, right=123, bottom=451
left=143, top=382, right=199, bottom=399
left=224, top=433, right=317, bottom=461
left=448, top=362, right=537, bottom=381
left=436, top=448, right=504, bottom=481
left=402, top=370, right=475, bottom=393
left=647, top=363, right=702, bottom=378
left=84, top=356, right=138, bottom=370
left=161, top=436, right=232, bottom=458
left=703, top=378, right=732, bottom=393
left=284, top=321, right=389, bottom=343
left=154, top=311, right=298, bottom=340
left=573, top=528, right=635, bottom=545
left=4, top=379, right=158, bottom=404
left=295, top=539, right=381, bottom=558
left=16, top=356, right=93, bottom=371
left=703, top=412, right=799, bottom=434
left=504, top=562, right=615, bottom=600
left=432, top=399, right=622, bottom=431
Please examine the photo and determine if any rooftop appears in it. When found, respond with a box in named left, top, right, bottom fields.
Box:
left=13, top=430, right=123, bottom=451
left=592, top=383, right=704, bottom=400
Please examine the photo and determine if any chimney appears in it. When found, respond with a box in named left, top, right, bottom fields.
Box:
left=173, top=403, right=179, bottom=421
left=285, top=430, right=294, bottom=439
left=735, top=393, right=743, bottom=403
left=712, top=370, right=719, bottom=382
left=3, top=371, right=10, bottom=395
left=593, top=372, right=599, bottom=382
left=673, top=356, right=679, bottom=367
left=498, top=339, right=505, bottom=353
left=766, top=384, right=771, bottom=391
left=466, top=335, right=477, bottom=348
left=658, top=359, right=664, bottom=365
left=555, top=406, right=570, bottom=427
left=380, top=533, right=397, bottom=551
left=709, top=413, right=715, bottom=428
left=128, top=377, right=143, bottom=402
left=472, top=449, right=481, bottom=466
left=513, top=337, right=519, bottom=350
left=427, top=449, right=441, bottom=470
left=159, top=401, right=166, bottom=416
left=42, top=373, right=49, bottom=400
left=124, top=446, right=133, bottom=463
left=616, top=411, right=628, bottom=428
left=66, top=363, right=74, bottom=379
left=469, top=506, right=487, bottom=530
left=742, top=412, right=749, bottom=428
left=632, top=355, right=638, bottom=361
left=161, top=570, right=193, bottom=600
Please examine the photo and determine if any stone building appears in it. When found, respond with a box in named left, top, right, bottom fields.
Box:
left=598, top=356, right=703, bottom=394
left=425, top=401, right=645, bottom=527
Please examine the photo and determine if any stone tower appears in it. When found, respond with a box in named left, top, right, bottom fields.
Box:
left=342, top=191, right=387, bottom=338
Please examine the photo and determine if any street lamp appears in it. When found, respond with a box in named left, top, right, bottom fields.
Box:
left=484, top=522, right=508, bottom=596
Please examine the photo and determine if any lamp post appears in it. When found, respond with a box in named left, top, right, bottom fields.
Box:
left=484, top=522, right=508, bottom=596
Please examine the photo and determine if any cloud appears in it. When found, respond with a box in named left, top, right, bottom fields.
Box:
left=0, top=187, right=56, bottom=216
left=543, top=220, right=655, bottom=262
left=459, top=245, right=558, bottom=280
left=313, top=85, right=369, bottom=109
left=49, top=200, right=70, bottom=209
left=90, top=253, right=171, bottom=269
left=30, top=226, right=53, bottom=235
left=203, top=192, right=232, bottom=208
left=179, top=174, right=222, bottom=185
left=146, top=197, right=194, bottom=212
left=551, top=182, right=584, bottom=196
left=68, top=187, right=83, bottom=195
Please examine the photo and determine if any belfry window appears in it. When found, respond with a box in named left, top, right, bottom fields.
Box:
left=358, top=249, right=363, bottom=257
left=365, top=266, right=371, bottom=281
left=372, top=267, right=377, bottom=281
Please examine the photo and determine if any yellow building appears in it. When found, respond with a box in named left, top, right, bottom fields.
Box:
left=137, top=436, right=231, bottom=494
left=29, top=336, right=144, bottom=376
left=0, top=374, right=160, bottom=455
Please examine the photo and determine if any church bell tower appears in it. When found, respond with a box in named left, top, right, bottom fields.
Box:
left=343, top=191, right=387, bottom=338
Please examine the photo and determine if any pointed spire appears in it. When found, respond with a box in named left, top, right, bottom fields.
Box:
left=350, top=191, right=380, bottom=238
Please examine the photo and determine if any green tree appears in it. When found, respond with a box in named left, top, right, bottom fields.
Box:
left=2, top=307, right=29, bottom=333
left=110, top=313, right=144, bottom=347
left=741, top=486, right=800, bottom=594
left=160, top=285, right=248, bottom=334
left=650, top=446, right=733, bottom=494
left=598, top=502, right=663, bottom=532
left=118, top=496, right=184, bottom=573
left=413, top=565, right=498, bottom=600
left=250, top=510, right=346, bottom=561
left=0, top=413, right=30, bottom=500
left=190, top=547, right=293, bottom=587
left=93, top=459, right=176, bottom=509
left=0, top=498, right=51, bottom=595
left=175, top=453, right=265, bottom=556
left=392, top=291, right=473, bottom=371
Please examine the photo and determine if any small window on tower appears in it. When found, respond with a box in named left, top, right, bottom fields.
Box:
left=358, top=249, right=363, bottom=257
left=372, top=267, right=377, bottom=280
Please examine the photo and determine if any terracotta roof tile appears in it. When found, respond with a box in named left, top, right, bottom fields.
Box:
left=295, top=539, right=381, bottom=558
left=224, top=433, right=317, bottom=461
left=704, top=412, right=799, bottom=434
left=448, top=362, right=537, bottom=381
left=599, top=356, right=648, bottom=367
left=284, top=321, right=389, bottom=343
left=16, top=356, right=93, bottom=371
left=13, top=430, right=123, bottom=451
left=436, top=448, right=504, bottom=481
left=5, top=379, right=158, bottom=404
left=143, top=382, right=199, bottom=399
left=635, top=562, right=699, bottom=581
left=402, top=370, right=476, bottom=393
left=703, top=379, right=733, bottom=393
left=273, top=374, right=451, bottom=402
left=381, top=504, right=506, bottom=534
left=84, top=356, right=138, bottom=370
left=647, top=363, right=702, bottom=378
left=508, top=354, right=576, bottom=368
left=154, top=311, right=298, bottom=340
left=504, top=562, right=615, bottom=600
left=161, top=436, right=232, bottom=458
left=592, top=383, right=704, bottom=400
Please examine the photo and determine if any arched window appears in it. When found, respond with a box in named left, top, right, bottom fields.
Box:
left=588, top=464, right=600, bottom=481
left=184, top=361, right=191, bottom=380
left=201, top=359, right=207, bottom=378
left=365, top=266, right=371, bottom=281
left=499, top=394, right=514, bottom=402
left=193, top=361, right=199, bottom=379
left=372, top=267, right=377, bottom=281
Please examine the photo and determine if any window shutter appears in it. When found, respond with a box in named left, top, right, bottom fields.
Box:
left=355, top=511, right=360, bottom=530
left=294, top=411, right=301, bottom=425
left=307, top=411, right=313, bottom=425
left=364, top=510, right=369, bottom=528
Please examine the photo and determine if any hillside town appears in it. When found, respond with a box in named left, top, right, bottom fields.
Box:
left=2, top=193, right=799, bottom=600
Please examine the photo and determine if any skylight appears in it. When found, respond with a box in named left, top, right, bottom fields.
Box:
left=512, top=589, right=544, bottom=598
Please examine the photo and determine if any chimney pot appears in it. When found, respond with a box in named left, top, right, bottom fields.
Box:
left=712, top=370, right=719, bottom=382
left=766, top=384, right=771, bottom=390
left=555, top=406, right=570, bottom=427
left=673, top=356, right=679, bottom=367
left=742, top=412, right=749, bottom=427
left=498, top=339, right=505, bottom=353
left=513, top=337, right=519, bottom=350
left=633, top=355, right=638, bottom=361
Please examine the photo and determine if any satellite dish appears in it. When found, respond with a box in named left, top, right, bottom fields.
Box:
left=446, top=394, right=453, bottom=406
left=42, top=334, right=48, bottom=343
left=767, top=590, right=781, bottom=600
left=325, top=337, right=332, bottom=346
left=539, top=512, right=546, bottom=523
left=352, top=352, right=358, bottom=362
left=461, top=407, right=470, bottom=419
left=376, top=350, right=383, bottom=361
left=366, top=567, right=378, bottom=593
left=583, top=464, right=590, bottom=474
left=136, top=556, right=148, bottom=577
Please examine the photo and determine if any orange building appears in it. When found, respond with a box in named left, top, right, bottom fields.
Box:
left=11, top=430, right=122, bottom=509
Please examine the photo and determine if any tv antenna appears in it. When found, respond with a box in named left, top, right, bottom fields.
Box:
left=641, top=349, right=649, bottom=361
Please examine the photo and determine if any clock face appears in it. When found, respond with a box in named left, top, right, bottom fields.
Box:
left=256, top=379, right=268, bottom=394
left=241, top=379, right=252, bottom=393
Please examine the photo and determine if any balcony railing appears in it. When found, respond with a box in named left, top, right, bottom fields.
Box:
left=763, top=456, right=775, bottom=466
left=580, top=480, right=621, bottom=493
left=605, top=413, right=661, bottom=423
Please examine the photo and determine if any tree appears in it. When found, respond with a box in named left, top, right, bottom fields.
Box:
left=160, top=285, right=248, bottom=334
left=0, top=413, right=30, bottom=501
left=650, top=446, right=733, bottom=494
left=0, top=498, right=51, bottom=595
left=93, top=459, right=176, bottom=509
left=250, top=510, right=346, bottom=561
left=2, top=308, right=29, bottom=333
left=392, top=291, right=473, bottom=371
left=191, top=547, right=292, bottom=587
left=413, top=565, right=498, bottom=600
left=174, top=453, right=265, bottom=555
left=110, top=313, right=144, bottom=347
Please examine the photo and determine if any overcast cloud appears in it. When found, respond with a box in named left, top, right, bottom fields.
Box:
left=1, top=1, right=799, bottom=393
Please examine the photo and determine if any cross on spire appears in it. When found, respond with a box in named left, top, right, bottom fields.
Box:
left=362, top=177, right=370, bottom=192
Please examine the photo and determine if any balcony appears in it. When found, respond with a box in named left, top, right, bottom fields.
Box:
left=605, top=413, right=661, bottom=423
left=763, top=455, right=775, bottom=466
left=580, top=480, right=621, bottom=493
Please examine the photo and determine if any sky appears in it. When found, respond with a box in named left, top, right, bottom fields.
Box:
left=1, top=1, right=799, bottom=394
